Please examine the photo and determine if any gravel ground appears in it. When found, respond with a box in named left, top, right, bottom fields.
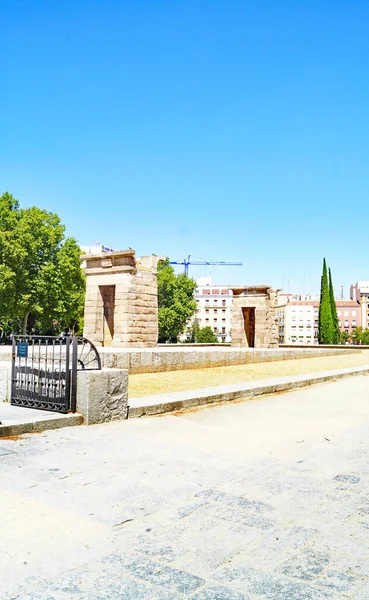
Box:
left=128, top=351, right=369, bottom=397
left=2, top=376, right=369, bottom=599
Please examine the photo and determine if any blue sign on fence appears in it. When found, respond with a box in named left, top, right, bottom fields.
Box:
left=17, top=342, right=29, bottom=358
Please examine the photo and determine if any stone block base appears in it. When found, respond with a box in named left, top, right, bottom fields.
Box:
left=77, top=368, right=128, bottom=425
left=0, top=361, right=12, bottom=402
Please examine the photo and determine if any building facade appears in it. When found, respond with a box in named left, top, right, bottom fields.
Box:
left=185, top=277, right=233, bottom=342
left=336, top=300, right=361, bottom=333
left=350, top=282, right=369, bottom=330
left=278, top=302, right=315, bottom=345
left=278, top=299, right=361, bottom=344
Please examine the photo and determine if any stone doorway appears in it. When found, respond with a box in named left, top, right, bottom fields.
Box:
left=231, top=286, right=280, bottom=348
left=242, top=307, right=255, bottom=347
left=99, top=285, right=115, bottom=347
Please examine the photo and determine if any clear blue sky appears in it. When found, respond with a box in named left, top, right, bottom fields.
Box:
left=1, top=0, right=368, bottom=296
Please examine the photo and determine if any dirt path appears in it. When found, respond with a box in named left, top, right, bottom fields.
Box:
left=128, top=351, right=369, bottom=396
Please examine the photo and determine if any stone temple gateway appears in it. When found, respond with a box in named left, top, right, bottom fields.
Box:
left=83, top=250, right=161, bottom=347
left=230, top=286, right=280, bottom=348
left=83, top=247, right=279, bottom=349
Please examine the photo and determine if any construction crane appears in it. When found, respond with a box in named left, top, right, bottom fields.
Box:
left=170, top=255, right=242, bottom=277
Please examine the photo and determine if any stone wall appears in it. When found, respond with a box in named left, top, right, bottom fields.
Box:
left=98, top=346, right=362, bottom=374
left=0, top=361, right=12, bottom=402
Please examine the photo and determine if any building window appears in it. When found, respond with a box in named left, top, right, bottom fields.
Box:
left=214, top=318, right=217, bottom=322
left=352, top=311, right=356, bottom=316
left=222, top=318, right=226, bottom=322
left=221, top=289, right=228, bottom=295
left=214, top=309, right=217, bottom=313
left=222, top=300, right=226, bottom=306
left=344, top=311, right=349, bottom=317
left=222, top=327, right=226, bottom=333
left=344, top=320, right=349, bottom=327
left=205, top=309, right=209, bottom=313
left=212, top=289, right=219, bottom=295
left=205, top=318, right=209, bottom=323
left=214, top=327, right=218, bottom=332
left=337, top=311, right=341, bottom=316
left=222, top=309, right=226, bottom=313
left=203, top=289, right=210, bottom=295
left=352, top=320, right=356, bottom=327
left=205, top=299, right=209, bottom=304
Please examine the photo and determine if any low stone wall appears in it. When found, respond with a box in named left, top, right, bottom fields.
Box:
left=98, top=346, right=362, bottom=374
left=282, top=344, right=369, bottom=350
left=0, top=346, right=365, bottom=399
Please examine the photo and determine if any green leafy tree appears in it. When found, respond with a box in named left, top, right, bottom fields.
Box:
left=361, top=329, right=369, bottom=345
left=328, top=268, right=340, bottom=344
left=0, top=192, right=21, bottom=323
left=351, top=327, right=363, bottom=345
left=340, top=330, right=350, bottom=344
left=0, top=192, right=85, bottom=334
left=196, top=326, right=219, bottom=343
left=185, top=321, right=201, bottom=343
left=157, top=259, right=197, bottom=342
left=33, top=237, right=86, bottom=333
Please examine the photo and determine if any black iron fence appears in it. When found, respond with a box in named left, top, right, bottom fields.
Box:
left=11, top=335, right=101, bottom=414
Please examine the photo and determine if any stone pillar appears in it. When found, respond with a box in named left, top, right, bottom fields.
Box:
left=0, top=361, right=12, bottom=402
left=231, top=286, right=280, bottom=348
left=77, top=368, right=128, bottom=425
left=82, top=249, right=162, bottom=348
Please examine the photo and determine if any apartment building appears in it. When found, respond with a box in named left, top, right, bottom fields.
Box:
left=350, top=282, right=369, bottom=330
left=279, top=299, right=361, bottom=344
left=186, top=277, right=233, bottom=342
left=278, top=302, right=315, bottom=344
left=336, top=300, right=361, bottom=333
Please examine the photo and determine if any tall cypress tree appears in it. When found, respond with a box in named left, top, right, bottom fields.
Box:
left=328, top=267, right=340, bottom=344
left=318, top=258, right=334, bottom=344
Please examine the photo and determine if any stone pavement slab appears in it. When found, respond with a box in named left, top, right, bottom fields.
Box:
left=1, top=375, right=369, bottom=599
left=0, top=401, right=82, bottom=436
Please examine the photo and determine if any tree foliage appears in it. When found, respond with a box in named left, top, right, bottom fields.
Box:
left=328, top=268, right=340, bottom=344
left=351, top=326, right=369, bottom=345
left=351, top=327, right=363, bottom=345
left=157, top=259, right=197, bottom=342
left=196, top=326, right=218, bottom=343
left=318, top=258, right=334, bottom=344
left=362, top=329, right=369, bottom=345
left=0, top=192, right=85, bottom=334
left=185, top=322, right=219, bottom=343
left=185, top=321, right=201, bottom=343
left=340, top=330, right=350, bottom=344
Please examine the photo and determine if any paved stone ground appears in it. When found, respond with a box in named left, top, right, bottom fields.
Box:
left=128, top=352, right=369, bottom=396
left=1, top=375, right=369, bottom=599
